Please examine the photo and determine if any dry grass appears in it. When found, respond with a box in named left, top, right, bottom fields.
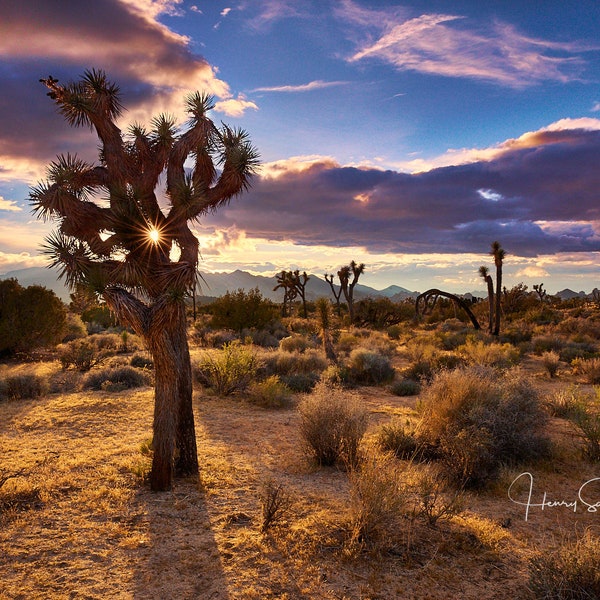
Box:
left=2, top=354, right=600, bottom=599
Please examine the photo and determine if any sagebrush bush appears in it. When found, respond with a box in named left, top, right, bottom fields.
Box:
left=263, top=349, right=327, bottom=377
left=457, top=338, right=520, bottom=368
left=0, top=374, right=48, bottom=401
left=572, top=357, right=600, bottom=384
left=389, top=378, right=421, bottom=397
left=544, top=386, right=584, bottom=419
left=347, top=452, right=407, bottom=551
left=417, top=366, right=550, bottom=488
left=530, top=334, right=565, bottom=355
left=298, top=382, right=368, bottom=467
left=570, top=401, right=600, bottom=461
left=377, top=421, right=419, bottom=459
left=541, top=350, right=560, bottom=378
left=82, top=366, right=150, bottom=392
left=195, top=341, right=259, bottom=396
left=527, top=531, right=600, bottom=599
left=279, top=372, right=319, bottom=393
left=59, top=339, right=102, bottom=372
left=279, top=335, right=314, bottom=353
left=248, top=375, right=293, bottom=408
left=130, top=353, right=154, bottom=370
left=346, top=348, right=395, bottom=385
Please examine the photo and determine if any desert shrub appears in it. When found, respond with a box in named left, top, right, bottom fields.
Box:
left=418, top=366, right=550, bottom=488
left=410, top=465, right=464, bottom=526
left=199, top=329, right=238, bottom=348
left=527, top=531, right=600, bottom=599
left=541, top=351, right=560, bottom=378
left=544, top=387, right=585, bottom=419
left=81, top=305, right=116, bottom=330
left=48, top=370, right=81, bottom=394
left=208, top=288, right=277, bottom=333
left=389, top=378, right=421, bottom=396
left=279, top=334, right=313, bottom=353
left=387, top=324, right=402, bottom=340
left=89, top=333, right=121, bottom=351
left=559, top=341, right=598, bottom=363
left=457, top=338, right=520, bottom=368
left=260, top=480, right=293, bottom=533
left=263, top=349, right=327, bottom=377
left=0, top=279, right=67, bottom=356
left=346, top=452, right=407, bottom=551
left=320, top=363, right=354, bottom=387
left=377, top=421, right=419, bottom=459
left=195, top=341, right=259, bottom=396
left=572, top=357, right=600, bottom=384
left=298, top=382, right=368, bottom=467
left=130, top=353, right=153, bottom=370
left=0, top=374, right=48, bottom=401
left=248, top=375, right=293, bottom=408
left=336, top=332, right=362, bottom=354
left=62, top=313, right=88, bottom=342
left=436, top=328, right=469, bottom=351
left=280, top=372, right=319, bottom=393
left=530, top=334, right=565, bottom=355
left=59, top=339, right=102, bottom=372
left=346, top=348, right=395, bottom=385
left=82, top=366, right=150, bottom=391
left=570, top=402, right=600, bottom=461
left=245, top=328, right=280, bottom=348
left=362, top=331, right=397, bottom=357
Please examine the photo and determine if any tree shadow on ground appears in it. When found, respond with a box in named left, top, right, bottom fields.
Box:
left=130, top=480, right=230, bottom=600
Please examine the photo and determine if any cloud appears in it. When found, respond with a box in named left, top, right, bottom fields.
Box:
left=202, top=123, right=600, bottom=257
left=343, top=8, right=592, bottom=87
left=221, top=8, right=231, bottom=17
left=245, top=0, right=303, bottom=30
left=252, top=80, right=350, bottom=93
left=0, top=195, right=22, bottom=212
left=592, top=102, right=600, bottom=112
left=0, top=0, right=236, bottom=182
left=214, top=95, right=258, bottom=117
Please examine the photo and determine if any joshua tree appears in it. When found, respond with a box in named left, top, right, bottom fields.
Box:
left=478, top=265, right=494, bottom=334
left=291, top=270, right=310, bottom=318
left=30, top=70, right=259, bottom=491
left=274, top=270, right=298, bottom=317
left=490, top=241, right=506, bottom=336
left=533, top=283, right=547, bottom=304
left=338, top=260, right=365, bottom=323
left=315, top=297, right=337, bottom=362
left=324, top=272, right=343, bottom=315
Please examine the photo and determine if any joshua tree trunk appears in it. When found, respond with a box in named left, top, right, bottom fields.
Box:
left=491, top=242, right=505, bottom=337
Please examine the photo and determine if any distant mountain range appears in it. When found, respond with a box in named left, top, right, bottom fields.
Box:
left=0, top=267, right=420, bottom=303
left=1, top=266, right=595, bottom=305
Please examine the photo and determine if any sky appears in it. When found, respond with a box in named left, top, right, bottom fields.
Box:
left=1, top=0, right=600, bottom=294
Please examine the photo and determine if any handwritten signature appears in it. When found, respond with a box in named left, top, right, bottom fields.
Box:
left=508, top=472, right=600, bottom=521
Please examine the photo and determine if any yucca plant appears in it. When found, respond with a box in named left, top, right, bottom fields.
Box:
left=30, top=70, right=259, bottom=490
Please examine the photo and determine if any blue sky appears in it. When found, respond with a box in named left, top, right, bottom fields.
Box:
left=1, top=0, right=600, bottom=293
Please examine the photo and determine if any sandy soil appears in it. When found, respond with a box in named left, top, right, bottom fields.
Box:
left=1, top=357, right=599, bottom=599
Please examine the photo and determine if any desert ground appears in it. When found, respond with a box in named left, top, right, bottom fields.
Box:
left=1, top=324, right=600, bottom=600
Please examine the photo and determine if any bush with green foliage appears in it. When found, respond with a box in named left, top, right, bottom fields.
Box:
left=82, top=366, right=151, bottom=392
left=377, top=421, right=419, bottom=459
left=572, top=357, right=600, bottom=384
left=346, top=348, right=395, bottom=385
left=195, top=341, right=259, bottom=396
left=62, top=313, right=88, bottom=342
left=0, top=279, right=67, bottom=356
left=130, top=353, right=154, bottom=370
left=279, top=372, right=320, bottom=393
left=298, top=382, right=368, bottom=467
left=208, top=288, right=278, bottom=333
left=389, top=378, right=421, bottom=396
left=279, top=334, right=314, bottom=353
left=0, top=374, right=48, bottom=401
left=248, top=375, right=293, bottom=408
left=541, top=350, right=560, bottom=378
left=263, top=349, right=327, bottom=378
left=417, top=366, right=550, bottom=488
left=59, top=339, right=103, bottom=372
left=527, top=531, right=600, bottom=599
left=457, top=338, right=520, bottom=368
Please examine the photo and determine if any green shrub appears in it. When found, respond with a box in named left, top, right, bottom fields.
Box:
left=248, top=376, right=293, bottom=408
left=195, top=341, right=259, bottom=396
left=569, top=400, right=600, bottom=461
left=209, top=288, right=277, bottom=333
left=544, top=387, right=584, bottom=419
left=377, top=421, right=419, bottom=459
left=0, top=374, right=48, bottom=401
left=418, top=366, right=550, bottom=488
left=82, top=366, right=150, bottom=392
left=62, top=313, right=88, bottom=342
left=389, top=378, right=421, bottom=396
left=280, top=372, right=319, bottom=393
left=298, top=382, right=368, bottom=467
left=527, top=531, right=600, bottom=599
left=263, top=349, right=327, bottom=377
left=59, top=339, right=102, bottom=372
left=130, top=353, right=154, bottom=370
left=346, top=348, right=395, bottom=385
left=530, top=334, right=565, bottom=355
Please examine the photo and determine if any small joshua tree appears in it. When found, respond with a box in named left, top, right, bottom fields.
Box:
left=478, top=265, right=494, bottom=334
left=30, top=70, right=259, bottom=490
left=490, top=241, right=506, bottom=336
left=337, top=261, right=365, bottom=324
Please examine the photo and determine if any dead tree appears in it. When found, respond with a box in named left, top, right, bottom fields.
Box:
left=415, top=289, right=481, bottom=330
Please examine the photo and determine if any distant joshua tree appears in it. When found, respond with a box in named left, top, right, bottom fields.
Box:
left=337, top=260, right=365, bottom=323
left=478, top=265, right=494, bottom=334
left=533, top=283, right=547, bottom=304
left=274, top=270, right=310, bottom=318
left=324, top=272, right=344, bottom=315
left=30, top=70, right=259, bottom=491
left=490, top=241, right=506, bottom=336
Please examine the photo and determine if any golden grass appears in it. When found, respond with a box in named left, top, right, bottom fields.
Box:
left=1, top=357, right=600, bottom=599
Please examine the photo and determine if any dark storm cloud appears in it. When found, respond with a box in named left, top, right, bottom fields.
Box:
left=206, top=128, right=600, bottom=255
